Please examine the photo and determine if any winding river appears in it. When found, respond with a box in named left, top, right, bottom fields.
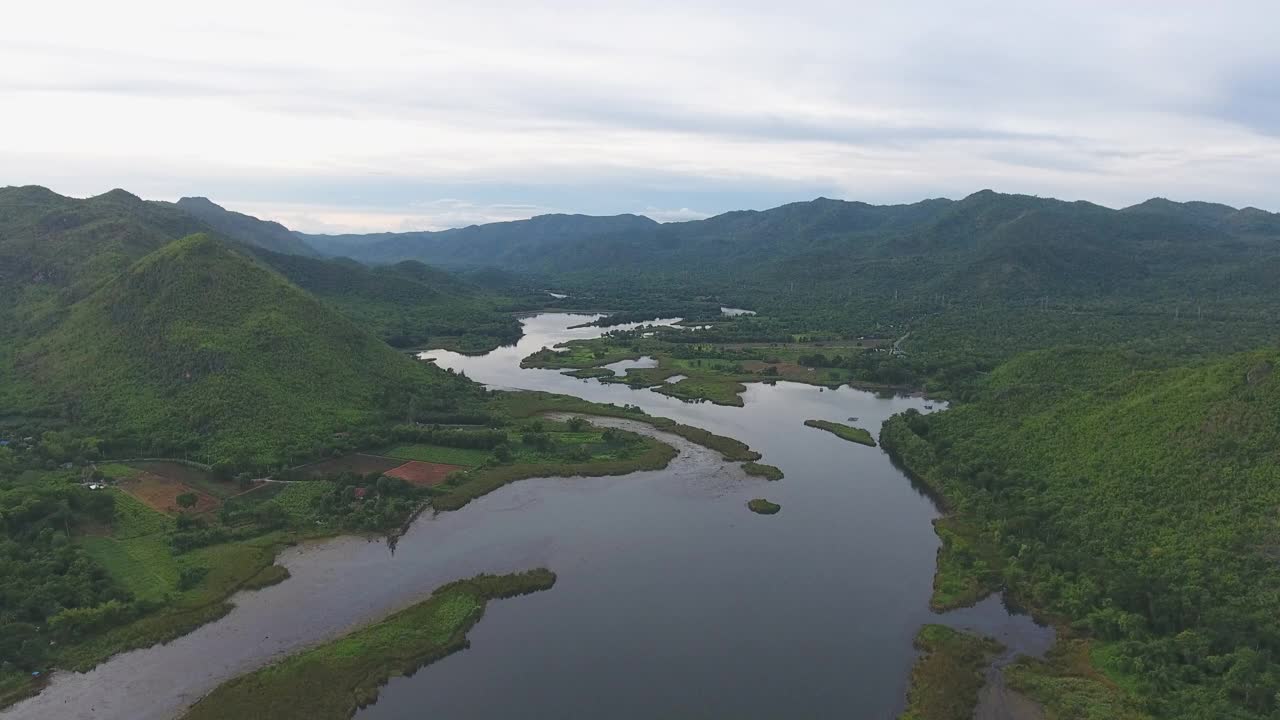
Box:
left=3, top=313, right=1050, bottom=720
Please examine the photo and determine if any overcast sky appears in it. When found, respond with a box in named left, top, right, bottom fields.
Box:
left=2, top=1, right=1278, bottom=233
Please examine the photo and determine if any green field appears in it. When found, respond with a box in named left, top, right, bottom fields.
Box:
left=382, top=444, right=493, bottom=466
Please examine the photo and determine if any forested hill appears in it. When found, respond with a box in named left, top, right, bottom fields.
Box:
left=0, top=186, right=524, bottom=353
left=167, top=196, right=318, bottom=257
left=0, top=186, right=517, bottom=465
left=881, top=347, right=1280, bottom=718
left=5, top=234, right=484, bottom=464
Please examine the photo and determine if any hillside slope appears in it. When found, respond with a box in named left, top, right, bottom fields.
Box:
left=11, top=235, right=483, bottom=464
left=882, top=348, right=1280, bottom=718
left=243, top=247, right=523, bottom=351
left=169, top=197, right=317, bottom=257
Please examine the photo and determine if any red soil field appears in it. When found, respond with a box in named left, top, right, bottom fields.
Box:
left=118, top=472, right=219, bottom=515
left=384, top=460, right=466, bottom=487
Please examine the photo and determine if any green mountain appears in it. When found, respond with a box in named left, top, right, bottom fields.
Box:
left=0, top=187, right=505, bottom=464
left=0, top=186, right=211, bottom=329
left=10, top=234, right=482, bottom=464
left=242, top=247, right=523, bottom=351
left=169, top=196, right=318, bottom=257
left=882, top=347, right=1280, bottom=718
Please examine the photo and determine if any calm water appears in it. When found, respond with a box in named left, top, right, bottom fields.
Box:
left=3, top=313, right=1049, bottom=720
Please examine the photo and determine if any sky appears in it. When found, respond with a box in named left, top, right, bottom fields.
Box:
left=2, top=0, right=1278, bottom=233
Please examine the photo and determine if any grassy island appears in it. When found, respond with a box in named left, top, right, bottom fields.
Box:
left=804, top=419, right=876, bottom=446
left=182, top=569, right=556, bottom=720
left=747, top=498, right=781, bottom=514
left=742, top=462, right=784, bottom=481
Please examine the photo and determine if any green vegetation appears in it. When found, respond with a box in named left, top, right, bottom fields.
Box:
left=804, top=419, right=876, bottom=446
left=181, top=569, right=556, bottom=720
left=747, top=498, right=780, bottom=515
left=524, top=332, right=881, bottom=406
left=1005, top=638, right=1152, bottom=720
left=243, top=246, right=524, bottom=353
left=380, top=444, right=492, bottom=466
left=430, top=420, right=676, bottom=511
left=6, top=233, right=484, bottom=467
left=742, top=462, right=784, bottom=481
left=926, top=517, right=1003, bottom=612
left=882, top=348, right=1280, bottom=718
left=489, top=391, right=761, bottom=461
left=899, top=624, right=1003, bottom=720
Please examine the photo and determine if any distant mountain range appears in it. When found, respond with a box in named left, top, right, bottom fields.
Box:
left=285, top=190, right=1280, bottom=310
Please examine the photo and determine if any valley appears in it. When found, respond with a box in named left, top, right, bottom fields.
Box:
left=1, top=187, right=1279, bottom=719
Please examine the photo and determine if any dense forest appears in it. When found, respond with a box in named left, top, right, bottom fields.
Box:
left=881, top=348, right=1280, bottom=718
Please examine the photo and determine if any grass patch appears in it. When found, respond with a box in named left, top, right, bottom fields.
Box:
left=562, top=367, right=617, bottom=379
left=381, top=444, right=492, bottom=467
left=742, top=462, right=784, bottom=481
left=1005, top=638, right=1151, bottom=720
left=80, top=532, right=178, bottom=602
left=490, top=391, right=761, bottom=461
left=273, top=482, right=336, bottom=525
left=804, top=419, right=876, bottom=446
left=105, top=488, right=174, bottom=538
left=747, top=498, right=781, bottom=514
left=181, top=569, right=556, bottom=720
left=97, top=462, right=141, bottom=480
left=929, top=516, right=1005, bottom=612
left=900, top=624, right=1003, bottom=720
left=432, top=434, right=677, bottom=511
left=58, top=534, right=288, bottom=671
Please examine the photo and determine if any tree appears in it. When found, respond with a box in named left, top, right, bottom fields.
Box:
left=567, top=417, right=588, bottom=432
left=176, top=492, right=198, bottom=509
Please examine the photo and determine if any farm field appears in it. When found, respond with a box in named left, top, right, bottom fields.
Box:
left=381, top=444, right=493, bottom=466
left=384, top=460, right=466, bottom=487
left=118, top=472, right=220, bottom=515
left=128, top=461, right=232, bottom=498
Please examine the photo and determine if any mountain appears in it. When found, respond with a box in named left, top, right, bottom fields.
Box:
left=295, top=190, right=1280, bottom=307
left=9, top=234, right=483, bottom=464
left=0, top=185, right=524, bottom=352
left=169, top=197, right=317, bottom=257
left=0, top=186, right=211, bottom=328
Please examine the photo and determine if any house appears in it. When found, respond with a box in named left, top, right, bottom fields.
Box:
left=353, top=487, right=368, bottom=500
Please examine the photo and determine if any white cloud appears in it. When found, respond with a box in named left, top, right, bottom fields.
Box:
left=2, top=0, right=1279, bottom=228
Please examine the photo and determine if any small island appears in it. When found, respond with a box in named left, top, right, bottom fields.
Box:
left=742, top=462, right=784, bottom=481
left=804, top=419, right=876, bottom=447
left=747, top=498, right=781, bottom=514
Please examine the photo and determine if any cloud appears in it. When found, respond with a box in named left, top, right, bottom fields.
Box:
left=2, top=0, right=1279, bottom=227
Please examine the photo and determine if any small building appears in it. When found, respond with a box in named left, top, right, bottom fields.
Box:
left=353, top=487, right=368, bottom=500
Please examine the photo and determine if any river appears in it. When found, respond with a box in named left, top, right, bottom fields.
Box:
left=3, top=313, right=1050, bottom=720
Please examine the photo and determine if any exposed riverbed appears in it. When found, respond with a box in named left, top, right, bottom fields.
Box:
left=4, top=313, right=1050, bottom=720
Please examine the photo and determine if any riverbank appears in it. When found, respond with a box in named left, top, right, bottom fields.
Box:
left=181, top=570, right=556, bottom=720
